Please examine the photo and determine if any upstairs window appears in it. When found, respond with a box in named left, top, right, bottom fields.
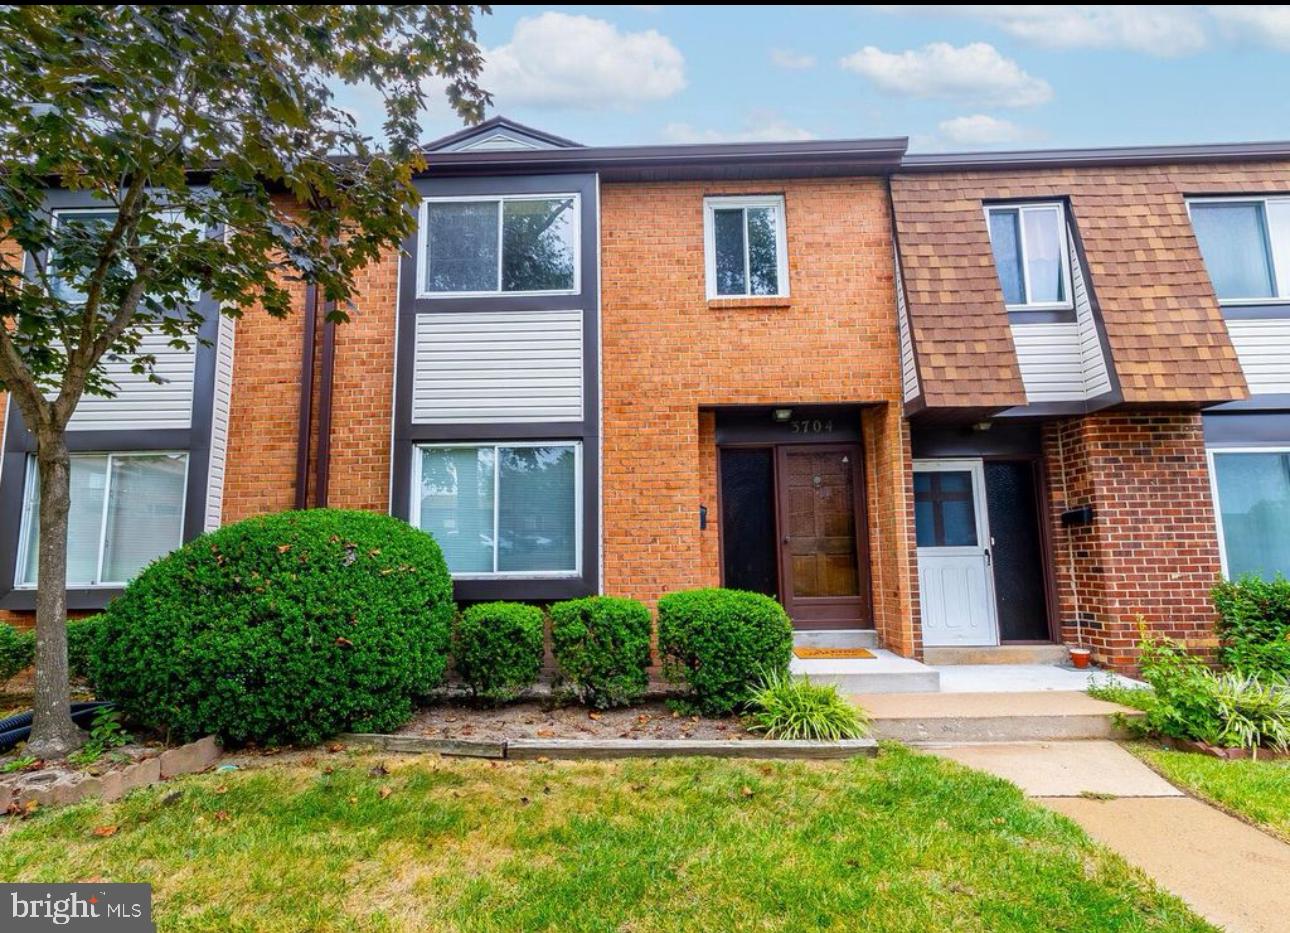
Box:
left=1189, top=197, right=1290, bottom=302
left=704, top=196, right=789, bottom=299
left=418, top=195, right=579, bottom=297
left=985, top=202, right=1071, bottom=310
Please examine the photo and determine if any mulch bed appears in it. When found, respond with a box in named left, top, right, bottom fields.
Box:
left=400, top=700, right=754, bottom=743
left=1162, top=737, right=1290, bottom=761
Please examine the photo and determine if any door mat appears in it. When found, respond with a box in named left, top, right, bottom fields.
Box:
left=792, top=646, right=876, bottom=660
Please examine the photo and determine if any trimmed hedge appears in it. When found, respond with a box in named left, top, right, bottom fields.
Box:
left=1212, top=575, right=1290, bottom=680
left=657, top=588, right=793, bottom=715
left=67, top=616, right=105, bottom=685
left=92, top=509, right=455, bottom=746
left=0, top=623, right=35, bottom=685
left=453, top=602, right=544, bottom=703
left=551, top=596, right=652, bottom=708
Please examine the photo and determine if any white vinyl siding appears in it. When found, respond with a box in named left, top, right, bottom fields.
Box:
left=1011, top=224, right=1112, bottom=404
left=61, top=332, right=196, bottom=431
left=1225, top=319, right=1290, bottom=394
left=412, top=310, right=583, bottom=424
left=894, top=248, right=919, bottom=402
left=204, top=313, right=236, bottom=530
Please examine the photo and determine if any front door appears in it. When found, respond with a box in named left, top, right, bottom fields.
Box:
left=776, top=444, right=870, bottom=629
left=914, top=459, right=999, bottom=646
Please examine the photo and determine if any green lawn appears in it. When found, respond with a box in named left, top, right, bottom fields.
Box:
left=0, top=746, right=1208, bottom=932
left=1132, top=743, right=1290, bottom=843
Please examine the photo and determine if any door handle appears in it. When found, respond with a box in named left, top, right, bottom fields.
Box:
left=984, top=548, right=992, bottom=566
left=782, top=535, right=790, bottom=544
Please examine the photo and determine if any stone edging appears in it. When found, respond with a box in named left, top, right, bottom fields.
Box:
left=340, top=733, right=878, bottom=760
left=1, top=736, right=221, bottom=811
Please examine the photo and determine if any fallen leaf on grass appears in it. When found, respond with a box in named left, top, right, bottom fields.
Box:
left=91, top=825, right=117, bottom=838
left=379, top=786, right=393, bottom=799
left=214, top=785, right=228, bottom=795
left=214, top=810, right=230, bottom=823
left=327, top=743, right=344, bottom=753
left=741, top=786, right=754, bottom=798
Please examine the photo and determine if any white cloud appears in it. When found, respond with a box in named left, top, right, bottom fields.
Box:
left=1212, top=6, right=1290, bottom=51
left=840, top=42, right=1052, bottom=107
left=483, top=12, right=685, bottom=110
left=937, top=114, right=1037, bottom=147
left=770, top=49, right=817, bottom=70
left=662, top=117, right=817, bottom=144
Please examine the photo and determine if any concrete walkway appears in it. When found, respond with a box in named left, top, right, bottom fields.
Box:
left=930, top=741, right=1290, bottom=932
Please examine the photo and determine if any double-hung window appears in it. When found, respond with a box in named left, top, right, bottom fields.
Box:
left=413, top=442, right=580, bottom=577
left=1189, top=197, right=1290, bottom=302
left=704, top=196, right=789, bottom=299
left=16, top=452, right=189, bottom=587
left=985, top=202, right=1072, bottom=310
left=1209, top=448, right=1290, bottom=579
left=418, top=195, right=579, bottom=296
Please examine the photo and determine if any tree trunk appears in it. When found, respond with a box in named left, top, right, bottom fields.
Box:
left=25, top=433, right=84, bottom=758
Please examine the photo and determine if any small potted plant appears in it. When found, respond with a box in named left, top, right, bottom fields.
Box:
left=1069, top=645, right=1092, bottom=669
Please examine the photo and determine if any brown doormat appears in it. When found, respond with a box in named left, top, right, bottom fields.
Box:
left=793, top=646, right=876, bottom=660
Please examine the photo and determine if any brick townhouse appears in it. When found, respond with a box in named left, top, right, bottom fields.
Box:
left=3, top=117, right=1290, bottom=674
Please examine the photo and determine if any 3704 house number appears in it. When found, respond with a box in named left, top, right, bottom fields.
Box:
left=791, top=419, right=833, bottom=435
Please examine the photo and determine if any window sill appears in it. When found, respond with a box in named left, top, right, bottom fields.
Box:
left=707, top=296, right=792, bottom=311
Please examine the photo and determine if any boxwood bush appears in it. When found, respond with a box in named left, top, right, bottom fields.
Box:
left=453, top=602, right=544, bottom=704
left=67, top=616, right=106, bottom=686
left=551, top=596, right=652, bottom=708
left=91, top=509, right=454, bottom=746
left=0, top=623, right=35, bottom=685
left=657, top=588, right=793, bottom=715
left=1212, top=575, right=1290, bottom=680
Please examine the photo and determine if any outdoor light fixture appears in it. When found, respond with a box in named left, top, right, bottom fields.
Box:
left=773, top=408, right=793, bottom=422
left=972, top=421, right=992, bottom=432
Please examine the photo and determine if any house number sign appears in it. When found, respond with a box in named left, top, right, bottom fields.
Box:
left=790, top=419, right=834, bottom=435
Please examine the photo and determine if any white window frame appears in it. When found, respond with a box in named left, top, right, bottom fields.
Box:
left=703, top=195, right=790, bottom=300
left=1206, top=445, right=1290, bottom=579
left=15, top=450, right=190, bottom=589
left=416, top=193, right=582, bottom=299
left=983, top=202, right=1074, bottom=312
left=1186, top=196, right=1290, bottom=304
left=411, top=440, right=582, bottom=579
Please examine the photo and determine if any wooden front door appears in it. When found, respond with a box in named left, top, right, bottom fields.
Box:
left=776, top=444, right=870, bottom=629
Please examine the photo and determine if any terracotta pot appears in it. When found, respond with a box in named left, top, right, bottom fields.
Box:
left=1069, top=646, right=1091, bottom=669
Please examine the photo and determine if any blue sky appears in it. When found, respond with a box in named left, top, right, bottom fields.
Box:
left=333, top=5, right=1290, bottom=152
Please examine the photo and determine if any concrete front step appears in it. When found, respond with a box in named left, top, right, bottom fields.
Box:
left=792, top=629, right=878, bottom=650
left=852, top=691, right=1142, bottom=743
left=792, top=648, right=940, bottom=694
left=924, top=644, right=1070, bottom=666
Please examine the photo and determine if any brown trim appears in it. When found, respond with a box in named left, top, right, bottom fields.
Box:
left=294, top=284, right=319, bottom=510
left=314, top=308, right=336, bottom=508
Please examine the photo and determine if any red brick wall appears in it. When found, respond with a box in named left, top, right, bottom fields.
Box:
left=1043, top=412, right=1221, bottom=669
left=599, top=177, right=918, bottom=653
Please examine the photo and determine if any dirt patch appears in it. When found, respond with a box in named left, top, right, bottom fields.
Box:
left=399, top=700, right=754, bottom=743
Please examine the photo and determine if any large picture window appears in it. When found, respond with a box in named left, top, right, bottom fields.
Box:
left=703, top=195, right=789, bottom=299
left=1210, top=448, right=1290, bottom=579
left=418, top=195, right=579, bottom=297
left=1189, top=197, right=1290, bottom=302
left=414, top=443, right=580, bottom=576
left=16, top=452, right=189, bottom=587
left=984, top=202, right=1072, bottom=310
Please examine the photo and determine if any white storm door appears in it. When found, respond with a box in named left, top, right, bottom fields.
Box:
left=914, top=459, right=999, bottom=647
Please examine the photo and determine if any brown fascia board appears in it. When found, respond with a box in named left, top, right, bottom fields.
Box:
left=901, top=139, right=1290, bottom=172
left=415, top=136, right=910, bottom=180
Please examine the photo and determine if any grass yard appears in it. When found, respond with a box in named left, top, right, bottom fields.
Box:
left=0, top=745, right=1208, bottom=933
left=1131, top=743, right=1290, bottom=843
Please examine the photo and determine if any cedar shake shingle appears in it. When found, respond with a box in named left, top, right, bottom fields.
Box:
left=890, top=160, right=1284, bottom=408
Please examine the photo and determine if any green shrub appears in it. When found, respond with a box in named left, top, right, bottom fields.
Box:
left=66, top=617, right=106, bottom=685
left=657, top=588, right=793, bottom=715
left=0, top=624, right=35, bottom=684
left=1211, top=672, right=1290, bottom=753
left=453, top=602, right=544, bottom=704
left=744, top=669, right=869, bottom=740
left=1212, top=575, right=1290, bottom=679
left=550, top=596, right=653, bottom=709
left=92, top=509, right=455, bottom=746
left=1137, top=635, right=1290, bottom=751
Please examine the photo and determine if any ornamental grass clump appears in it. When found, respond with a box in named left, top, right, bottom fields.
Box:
left=744, top=669, right=870, bottom=741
